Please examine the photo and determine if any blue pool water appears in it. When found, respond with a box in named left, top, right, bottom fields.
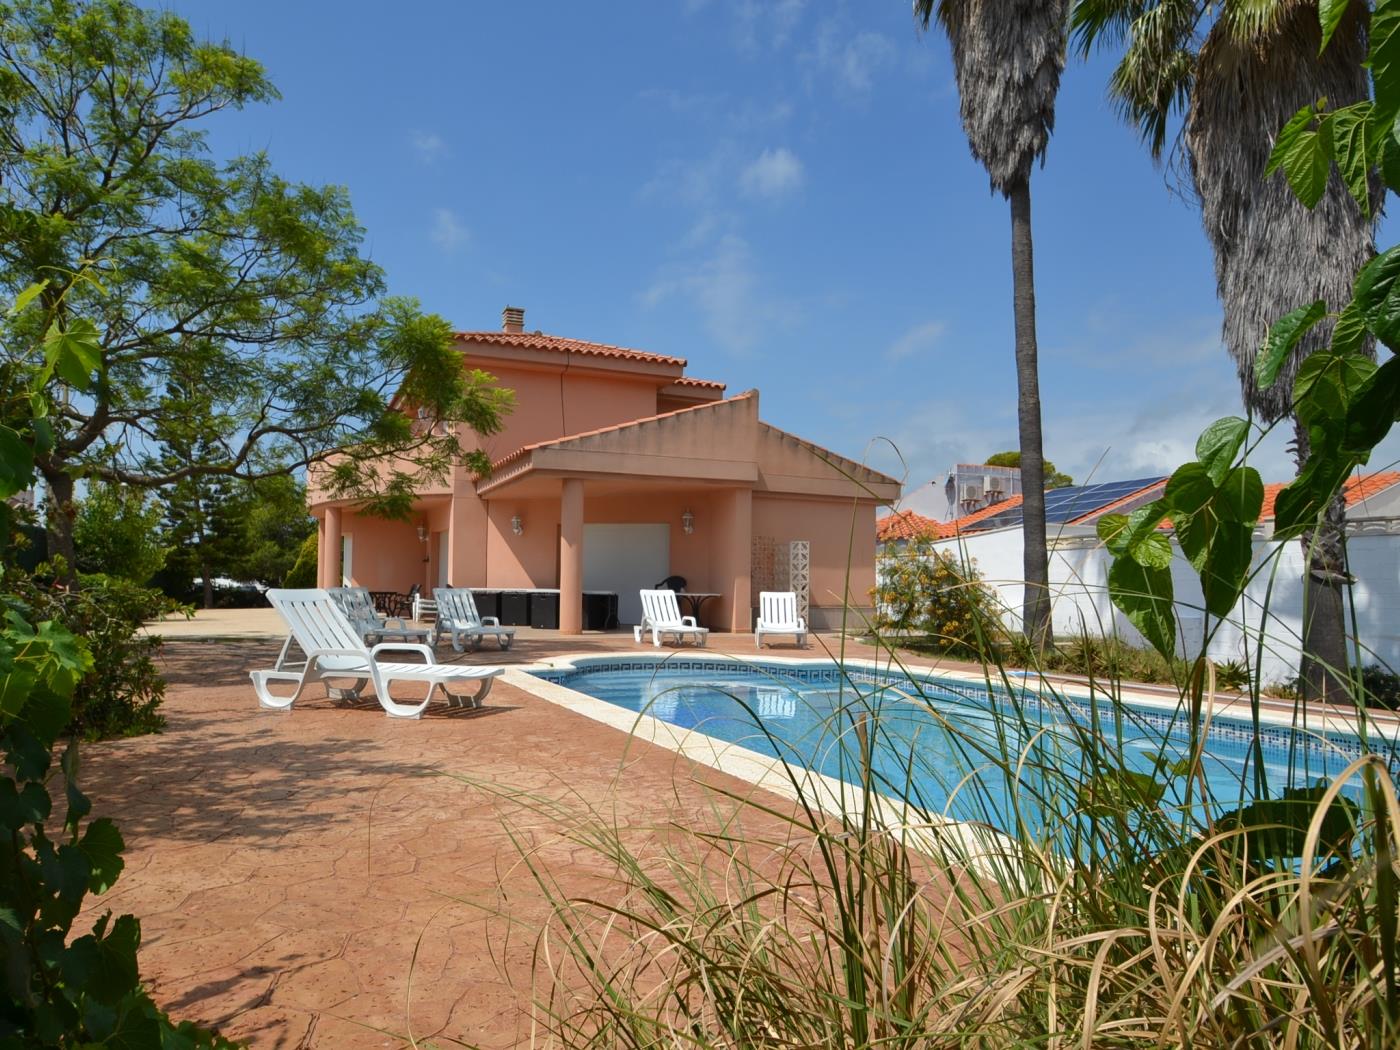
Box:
left=533, top=658, right=1400, bottom=834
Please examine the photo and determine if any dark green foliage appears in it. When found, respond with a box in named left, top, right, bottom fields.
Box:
left=984, top=449, right=1074, bottom=488
left=0, top=0, right=512, bottom=571
left=1361, top=664, right=1400, bottom=711
left=1214, top=658, right=1252, bottom=691
left=283, top=531, right=318, bottom=588
left=0, top=239, right=236, bottom=1044
left=73, top=483, right=167, bottom=584
left=5, top=568, right=175, bottom=739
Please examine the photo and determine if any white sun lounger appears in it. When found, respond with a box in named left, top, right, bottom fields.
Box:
left=755, top=591, right=807, bottom=649
left=330, top=586, right=432, bottom=645
left=634, top=589, right=709, bottom=647
left=432, top=587, right=516, bottom=651
left=252, top=588, right=502, bottom=719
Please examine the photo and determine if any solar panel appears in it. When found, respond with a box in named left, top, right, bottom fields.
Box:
left=960, top=477, right=1166, bottom=533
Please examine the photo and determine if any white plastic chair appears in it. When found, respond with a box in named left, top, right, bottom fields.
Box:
left=252, top=588, right=502, bottom=719
left=634, top=589, right=709, bottom=647
left=755, top=591, right=807, bottom=649
left=330, top=586, right=431, bottom=645
left=433, top=587, right=516, bottom=651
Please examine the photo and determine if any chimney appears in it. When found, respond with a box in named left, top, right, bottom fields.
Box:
left=502, top=306, right=525, bottom=333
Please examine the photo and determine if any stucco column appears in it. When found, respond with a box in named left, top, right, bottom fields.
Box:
left=723, top=488, right=752, bottom=632
left=559, top=478, right=585, bottom=634
left=320, top=507, right=342, bottom=588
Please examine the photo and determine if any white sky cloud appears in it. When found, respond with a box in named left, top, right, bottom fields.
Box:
left=885, top=320, right=947, bottom=362
left=410, top=131, right=447, bottom=163
left=740, top=147, right=805, bottom=198
left=429, top=208, right=469, bottom=252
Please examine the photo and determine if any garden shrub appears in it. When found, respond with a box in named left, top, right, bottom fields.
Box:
left=1360, top=664, right=1400, bottom=711
left=3, top=567, right=181, bottom=740
left=283, top=531, right=318, bottom=587
left=873, top=537, right=1002, bottom=655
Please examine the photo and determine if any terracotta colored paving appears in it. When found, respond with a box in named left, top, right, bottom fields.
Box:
left=75, top=632, right=854, bottom=1049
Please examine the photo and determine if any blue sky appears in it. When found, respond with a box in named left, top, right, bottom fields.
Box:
left=167, top=0, right=1398, bottom=496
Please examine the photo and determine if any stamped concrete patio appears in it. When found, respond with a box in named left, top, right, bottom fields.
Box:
left=89, top=613, right=1372, bottom=1047
left=86, top=619, right=935, bottom=1048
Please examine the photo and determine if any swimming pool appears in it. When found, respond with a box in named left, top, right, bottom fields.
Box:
left=531, top=656, right=1400, bottom=834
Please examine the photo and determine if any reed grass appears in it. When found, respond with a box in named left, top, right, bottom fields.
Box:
left=464, top=566, right=1400, bottom=1047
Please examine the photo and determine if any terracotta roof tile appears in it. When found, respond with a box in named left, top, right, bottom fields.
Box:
left=876, top=509, right=938, bottom=543
left=876, top=495, right=1026, bottom=543
left=1259, top=470, right=1400, bottom=520
left=455, top=330, right=686, bottom=367
left=669, top=376, right=726, bottom=389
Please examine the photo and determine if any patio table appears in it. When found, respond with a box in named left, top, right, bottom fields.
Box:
left=676, top=592, right=721, bottom=627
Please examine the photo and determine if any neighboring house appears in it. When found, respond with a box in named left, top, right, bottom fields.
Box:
left=899, top=462, right=1022, bottom=522
left=877, top=476, right=1167, bottom=547
left=308, top=307, right=901, bottom=632
left=893, top=471, right=1400, bottom=682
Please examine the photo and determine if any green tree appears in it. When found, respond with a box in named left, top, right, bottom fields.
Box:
left=0, top=0, right=512, bottom=580
left=984, top=449, right=1074, bottom=488
left=231, top=475, right=315, bottom=587
left=1071, top=0, right=1376, bottom=699
left=71, top=482, right=166, bottom=583
left=915, top=0, right=1070, bottom=647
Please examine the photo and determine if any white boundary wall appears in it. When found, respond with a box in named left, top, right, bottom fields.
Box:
left=890, top=521, right=1400, bottom=683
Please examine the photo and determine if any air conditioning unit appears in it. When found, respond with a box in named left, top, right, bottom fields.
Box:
left=983, top=475, right=1004, bottom=502
left=961, top=483, right=983, bottom=502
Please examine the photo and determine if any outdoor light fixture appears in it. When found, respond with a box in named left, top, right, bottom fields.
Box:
left=681, top=509, right=695, bottom=535
left=415, top=523, right=428, bottom=543
left=511, top=514, right=524, bottom=536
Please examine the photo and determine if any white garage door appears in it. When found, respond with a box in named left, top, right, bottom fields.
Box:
left=583, top=524, right=670, bottom=625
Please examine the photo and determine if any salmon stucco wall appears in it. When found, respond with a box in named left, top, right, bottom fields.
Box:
left=340, top=513, right=427, bottom=592
left=467, top=363, right=662, bottom=466
left=752, top=495, right=877, bottom=628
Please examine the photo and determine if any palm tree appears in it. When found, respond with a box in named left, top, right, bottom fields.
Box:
left=1073, top=0, right=1375, bottom=700
left=914, top=0, right=1072, bottom=647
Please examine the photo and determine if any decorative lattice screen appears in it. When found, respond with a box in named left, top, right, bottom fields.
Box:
left=752, top=536, right=810, bottom=620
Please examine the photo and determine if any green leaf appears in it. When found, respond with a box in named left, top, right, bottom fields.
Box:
left=1199, top=519, right=1254, bottom=617
left=1319, top=0, right=1350, bottom=52
left=1273, top=429, right=1355, bottom=539
left=1381, top=115, right=1400, bottom=193
left=1266, top=105, right=1331, bottom=207
left=79, top=818, right=125, bottom=894
left=0, top=425, right=35, bottom=499
left=1373, top=0, right=1400, bottom=129
left=1097, top=513, right=1131, bottom=555
left=1258, top=303, right=1326, bottom=390
left=42, top=317, right=103, bottom=391
left=1294, top=350, right=1377, bottom=422
left=1352, top=244, right=1400, bottom=348
left=1107, top=556, right=1177, bottom=662
left=6, top=279, right=48, bottom=317
left=1330, top=298, right=1368, bottom=356
left=1341, top=353, right=1400, bottom=455
left=1164, top=462, right=1215, bottom=516
left=1216, top=466, right=1265, bottom=524
left=1218, top=783, right=1357, bottom=860
left=1329, top=104, right=1375, bottom=215
left=1195, top=417, right=1250, bottom=483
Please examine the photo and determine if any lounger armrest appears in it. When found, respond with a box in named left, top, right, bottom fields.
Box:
left=369, top=642, right=436, bottom=663
left=382, top=617, right=410, bottom=629
left=680, top=616, right=698, bottom=628
left=481, top=616, right=502, bottom=626
left=307, top=646, right=375, bottom=663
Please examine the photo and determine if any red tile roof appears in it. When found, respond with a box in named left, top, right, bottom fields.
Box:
left=876, top=509, right=938, bottom=543
left=876, top=495, right=1026, bottom=543
left=669, top=376, right=726, bottom=390
left=1259, top=471, right=1400, bottom=520
left=455, top=330, right=686, bottom=367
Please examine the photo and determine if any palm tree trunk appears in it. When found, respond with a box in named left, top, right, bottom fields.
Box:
left=1295, top=421, right=1352, bottom=702
left=1009, top=178, right=1052, bottom=647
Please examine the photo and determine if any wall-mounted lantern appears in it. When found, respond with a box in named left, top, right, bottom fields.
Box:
left=415, top=523, right=429, bottom=543
left=681, top=509, right=695, bottom=535
left=511, top=514, right=524, bottom=536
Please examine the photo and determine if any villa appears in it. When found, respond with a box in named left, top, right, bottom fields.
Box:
left=307, top=307, right=900, bottom=633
